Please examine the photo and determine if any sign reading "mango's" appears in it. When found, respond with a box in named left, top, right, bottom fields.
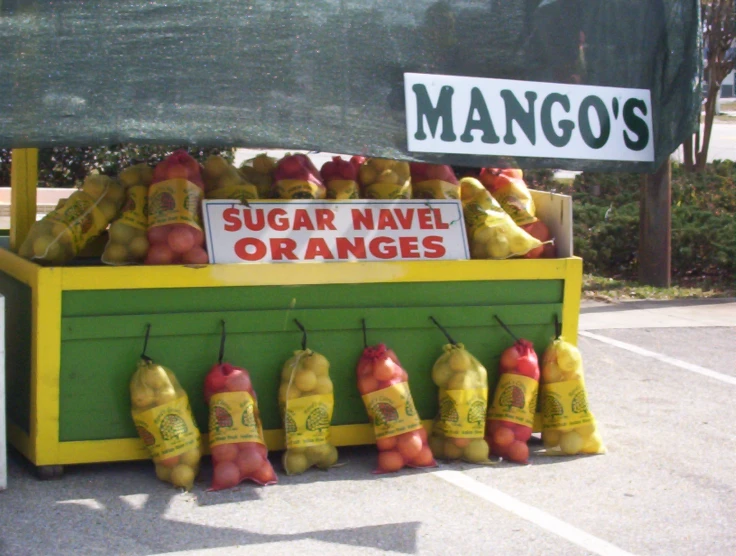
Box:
left=404, top=73, right=654, bottom=163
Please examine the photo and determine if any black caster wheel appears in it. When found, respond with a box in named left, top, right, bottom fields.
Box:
left=36, top=465, right=64, bottom=480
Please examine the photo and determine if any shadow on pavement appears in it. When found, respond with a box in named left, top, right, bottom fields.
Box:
left=580, top=297, right=736, bottom=314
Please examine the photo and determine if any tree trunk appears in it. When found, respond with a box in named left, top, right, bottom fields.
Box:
left=696, top=84, right=720, bottom=170
left=683, top=133, right=694, bottom=171
left=638, top=158, right=672, bottom=287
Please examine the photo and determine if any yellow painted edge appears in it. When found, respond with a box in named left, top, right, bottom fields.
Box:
left=9, top=148, right=39, bottom=252
left=0, top=246, right=39, bottom=287
left=51, top=422, right=435, bottom=465
left=30, top=266, right=63, bottom=466
left=7, top=423, right=34, bottom=463
left=59, top=258, right=572, bottom=291
left=561, top=257, right=583, bottom=345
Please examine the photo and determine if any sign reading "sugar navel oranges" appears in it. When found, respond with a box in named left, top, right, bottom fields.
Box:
left=202, top=200, right=469, bottom=264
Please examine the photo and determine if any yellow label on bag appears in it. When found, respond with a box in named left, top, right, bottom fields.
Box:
left=436, top=388, right=487, bottom=439
left=133, top=395, right=201, bottom=461
left=541, top=379, right=594, bottom=431
left=207, top=184, right=259, bottom=203
left=283, top=394, right=334, bottom=448
left=119, top=185, right=149, bottom=231
left=208, top=391, right=265, bottom=447
left=326, top=179, right=360, bottom=200
left=464, top=198, right=508, bottom=237
left=274, top=179, right=326, bottom=200
left=413, top=179, right=460, bottom=200
left=488, top=374, right=539, bottom=427
left=491, top=184, right=537, bottom=226
left=362, top=382, right=422, bottom=439
left=148, top=179, right=203, bottom=230
left=46, top=191, right=107, bottom=252
left=363, top=181, right=412, bottom=200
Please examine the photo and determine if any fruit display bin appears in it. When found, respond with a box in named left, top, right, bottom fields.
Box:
left=0, top=246, right=581, bottom=475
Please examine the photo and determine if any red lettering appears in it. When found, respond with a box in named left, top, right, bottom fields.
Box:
left=335, top=237, right=367, bottom=259
left=369, top=236, right=397, bottom=259
left=267, top=208, right=289, bottom=231
left=377, top=209, right=399, bottom=230
left=304, top=237, right=335, bottom=260
left=234, top=237, right=267, bottom=261
left=394, top=208, right=415, bottom=229
left=417, top=208, right=433, bottom=230
left=242, top=208, right=265, bottom=231
left=432, top=208, right=450, bottom=229
left=399, top=236, right=420, bottom=258
left=422, top=236, right=446, bottom=258
left=270, top=238, right=298, bottom=260
left=293, top=209, right=315, bottom=231
left=315, top=209, right=337, bottom=231
left=352, top=208, right=374, bottom=230
left=223, top=208, right=241, bottom=232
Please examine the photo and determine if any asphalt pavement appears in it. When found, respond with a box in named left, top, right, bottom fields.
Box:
left=1, top=297, right=734, bottom=556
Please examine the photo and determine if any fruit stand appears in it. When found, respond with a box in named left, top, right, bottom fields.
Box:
left=0, top=1, right=699, bottom=478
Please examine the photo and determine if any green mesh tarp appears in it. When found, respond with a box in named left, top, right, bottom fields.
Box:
left=0, top=0, right=700, bottom=171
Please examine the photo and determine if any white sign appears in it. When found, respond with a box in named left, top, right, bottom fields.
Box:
left=202, top=200, right=469, bottom=264
left=405, top=73, right=654, bottom=162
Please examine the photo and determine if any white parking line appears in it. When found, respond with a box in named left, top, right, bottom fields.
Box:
left=579, top=331, right=736, bottom=385
left=433, top=470, right=636, bottom=556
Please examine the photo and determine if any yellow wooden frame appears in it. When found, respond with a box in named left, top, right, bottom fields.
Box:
left=0, top=244, right=581, bottom=466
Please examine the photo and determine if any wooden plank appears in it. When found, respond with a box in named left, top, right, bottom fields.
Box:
left=9, top=149, right=39, bottom=252
left=639, top=158, right=671, bottom=287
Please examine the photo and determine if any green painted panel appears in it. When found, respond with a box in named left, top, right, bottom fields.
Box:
left=58, top=280, right=563, bottom=442
left=0, top=271, right=32, bottom=434
left=61, top=280, right=564, bottom=317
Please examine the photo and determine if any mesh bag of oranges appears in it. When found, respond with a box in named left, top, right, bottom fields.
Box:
left=320, top=156, right=360, bottom=200
left=203, top=155, right=259, bottom=204
left=130, top=326, right=202, bottom=490
left=540, top=331, right=605, bottom=456
left=273, top=153, right=326, bottom=199
left=427, top=318, right=492, bottom=464
left=357, top=158, right=412, bottom=199
left=409, top=162, right=460, bottom=199
left=239, top=153, right=277, bottom=198
left=460, top=177, right=543, bottom=260
left=101, top=164, right=153, bottom=265
left=204, top=322, right=278, bottom=490
left=357, top=324, right=436, bottom=473
left=19, top=174, right=125, bottom=265
left=278, top=320, right=338, bottom=475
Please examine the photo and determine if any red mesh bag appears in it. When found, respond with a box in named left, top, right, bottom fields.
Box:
left=273, top=153, right=326, bottom=199
left=357, top=340, right=436, bottom=474
left=146, top=150, right=209, bottom=265
left=409, top=163, right=460, bottom=200
left=204, top=323, right=278, bottom=490
left=320, top=156, right=359, bottom=199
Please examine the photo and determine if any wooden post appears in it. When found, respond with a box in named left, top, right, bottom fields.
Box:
left=10, top=148, right=39, bottom=253
left=638, top=158, right=671, bottom=287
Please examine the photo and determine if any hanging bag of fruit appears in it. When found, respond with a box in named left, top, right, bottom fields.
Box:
left=478, top=168, right=553, bottom=258
left=409, top=162, right=460, bottom=199
left=130, top=325, right=202, bottom=490
left=203, top=155, right=259, bottom=204
left=460, top=177, right=544, bottom=260
left=204, top=321, right=278, bottom=490
left=427, top=317, right=492, bottom=464
left=101, top=164, right=154, bottom=265
left=485, top=316, right=541, bottom=464
left=19, top=174, right=125, bottom=265
left=239, top=153, right=277, bottom=198
left=540, top=318, right=605, bottom=456
left=278, top=320, right=339, bottom=475
left=273, top=153, right=326, bottom=199
left=146, top=150, right=209, bottom=265
left=321, top=156, right=360, bottom=200
left=357, top=158, right=412, bottom=199
left=357, top=320, right=436, bottom=473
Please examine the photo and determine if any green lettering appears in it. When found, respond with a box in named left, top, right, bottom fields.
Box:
left=578, top=95, right=610, bottom=149
left=412, top=84, right=456, bottom=142
left=460, top=87, right=500, bottom=144
left=540, top=93, right=574, bottom=147
left=502, top=90, right=537, bottom=145
left=623, top=98, right=650, bottom=151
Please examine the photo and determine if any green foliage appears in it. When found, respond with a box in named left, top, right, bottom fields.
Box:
left=0, top=145, right=235, bottom=187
